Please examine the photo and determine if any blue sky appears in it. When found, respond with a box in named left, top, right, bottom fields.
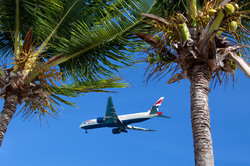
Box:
left=0, top=61, right=250, bottom=166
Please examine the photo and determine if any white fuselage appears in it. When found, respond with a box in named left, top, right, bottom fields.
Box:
left=80, top=112, right=158, bottom=130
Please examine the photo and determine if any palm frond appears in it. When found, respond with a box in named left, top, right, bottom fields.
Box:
left=0, top=0, right=17, bottom=57
left=50, top=94, right=77, bottom=108
left=14, top=0, right=20, bottom=58
left=49, top=77, right=129, bottom=97
left=0, top=0, right=54, bottom=57
left=238, top=1, right=250, bottom=46
left=16, top=74, right=128, bottom=121
left=24, top=0, right=157, bottom=82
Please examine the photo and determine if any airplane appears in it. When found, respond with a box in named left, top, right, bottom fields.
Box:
left=79, top=96, right=169, bottom=134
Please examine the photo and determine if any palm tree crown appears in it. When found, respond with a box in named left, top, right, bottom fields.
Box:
left=137, top=0, right=249, bottom=84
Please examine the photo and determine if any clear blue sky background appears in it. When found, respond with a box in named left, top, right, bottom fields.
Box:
left=0, top=61, right=250, bottom=166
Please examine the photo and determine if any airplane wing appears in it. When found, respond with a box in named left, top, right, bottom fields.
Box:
left=105, top=97, right=122, bottom=124
left=126, top=125, right=156, bottom=132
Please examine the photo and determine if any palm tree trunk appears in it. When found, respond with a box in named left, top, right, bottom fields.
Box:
left=189, top=63, right=214, bottom=166
left=0, top=92, right=18, bottom=147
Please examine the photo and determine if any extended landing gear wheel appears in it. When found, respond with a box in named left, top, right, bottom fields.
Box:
left=85, top=129, right=88, bottom=133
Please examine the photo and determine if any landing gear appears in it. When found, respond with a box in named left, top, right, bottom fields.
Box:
left=121, top=129, right=128, bottom=133
left=85, top=129, right=88, bottom=133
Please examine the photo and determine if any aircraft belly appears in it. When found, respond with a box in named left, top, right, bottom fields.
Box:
left=81, top=122, right=117, bottom=129
left=121, top=118, right=150, bottom=125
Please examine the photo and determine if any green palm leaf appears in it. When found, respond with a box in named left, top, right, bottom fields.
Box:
left=49, top=77, right=129, bottom=97
left=17, top=77, right=128, bottom=120
left=23, top=0, right=156, bottom=82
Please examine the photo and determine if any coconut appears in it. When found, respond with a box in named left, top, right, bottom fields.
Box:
left=155, top=36, right=160, bottom=41
left=155, top=54, right=162, bottom=62
left=229, top=21, right=238, bottom=32
left=147, top=56, right=155, bottom=64
left=234, top=3, right=239, bottom=11
left=179, top=23, right=190, bottom=42
left=208, top=9, right=217, bottom=16
left=224, top=3, right=235, bottom=15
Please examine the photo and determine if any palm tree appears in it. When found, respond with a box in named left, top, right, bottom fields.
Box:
left=0, top=0, right=158, bottom=147
left=136, top=0, right=249, bottom=165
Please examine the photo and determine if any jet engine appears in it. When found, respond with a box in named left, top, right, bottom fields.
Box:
left=96, top=117, right=105, bottom=123
left=112, top=128, right=121, bottom=134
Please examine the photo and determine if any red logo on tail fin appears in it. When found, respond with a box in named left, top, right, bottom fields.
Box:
left=154, top=99, right=163, bottom=106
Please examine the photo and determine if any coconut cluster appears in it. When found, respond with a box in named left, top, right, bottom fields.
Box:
left=147, top=53, right=163, bottom=64
left=144, top=2, right=242, bottom=65
left=197, top=2, right=241, bottom=33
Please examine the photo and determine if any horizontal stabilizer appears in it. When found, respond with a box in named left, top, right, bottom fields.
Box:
left=158, top=114, right=171, bottom=118
left=126, top=125, right=155, bottom=132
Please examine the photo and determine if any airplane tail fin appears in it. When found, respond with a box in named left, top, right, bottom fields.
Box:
left=148, top=97, right=170, bottom=118
left=148, top=97, right=164, bottom=114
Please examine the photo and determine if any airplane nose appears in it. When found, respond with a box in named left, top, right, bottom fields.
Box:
left=79, top=123, right=86, bottom=129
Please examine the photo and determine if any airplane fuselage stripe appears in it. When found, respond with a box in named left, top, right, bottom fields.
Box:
left=81, top=118, right=150, bottom=129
